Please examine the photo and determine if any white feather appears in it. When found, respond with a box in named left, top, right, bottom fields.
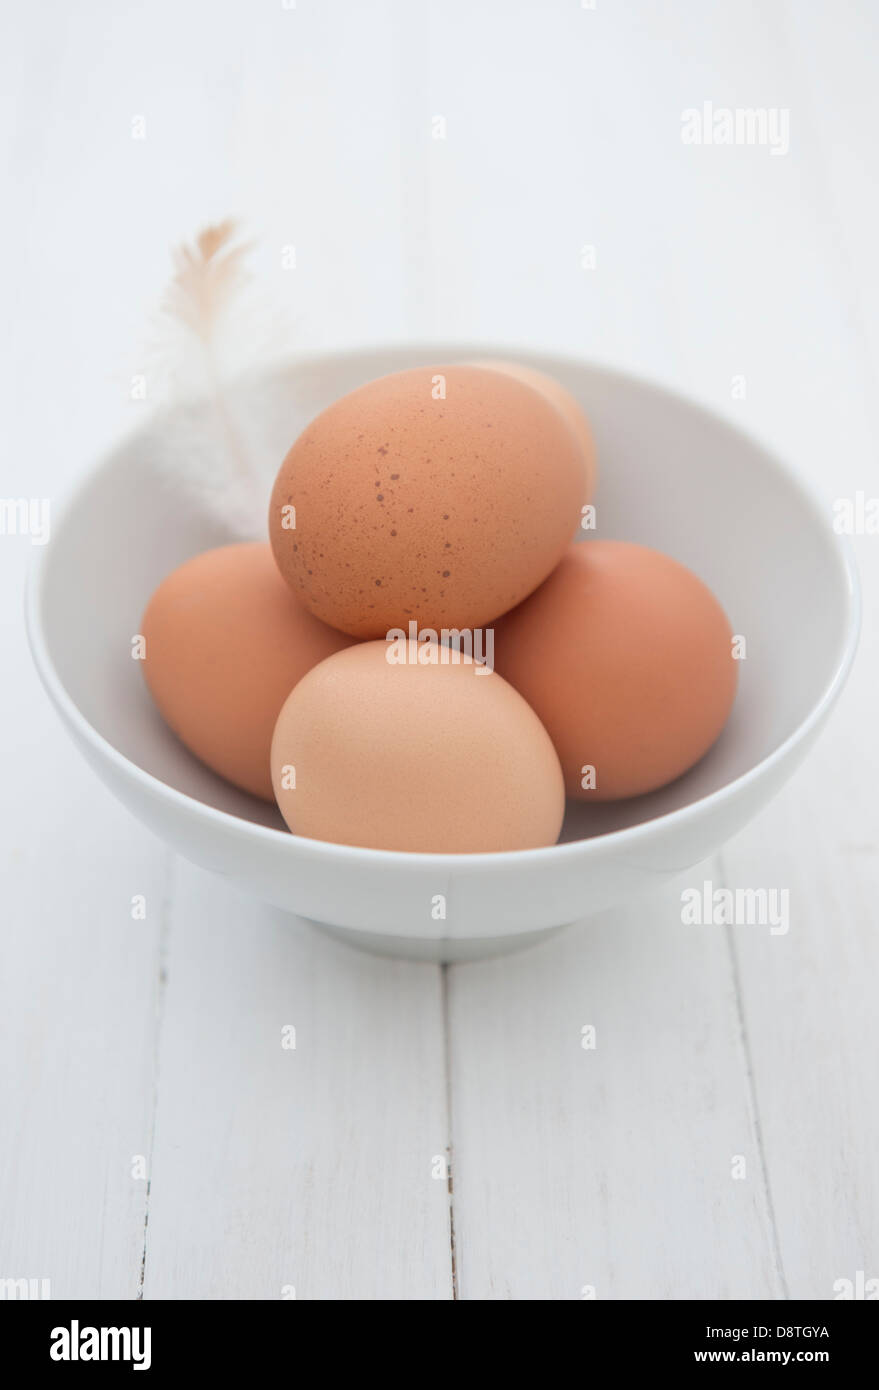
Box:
left=145, top=221, right=288, bottom=539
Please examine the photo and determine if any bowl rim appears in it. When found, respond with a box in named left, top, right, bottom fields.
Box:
left=25, top=341, right=862, bottom=871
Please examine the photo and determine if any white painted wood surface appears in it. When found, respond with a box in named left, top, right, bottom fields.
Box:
left=1, top=0, right=876, bottom=1299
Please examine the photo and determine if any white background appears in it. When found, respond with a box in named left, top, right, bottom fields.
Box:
left=1, top=0, right=877, bottom=1299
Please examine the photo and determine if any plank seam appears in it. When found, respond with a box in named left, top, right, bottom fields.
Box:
left=720, top=848, right=790, bottom=1299
left=440, top=962, right=458, bottom=1300
left=136, top=850, right=175, bottom=1300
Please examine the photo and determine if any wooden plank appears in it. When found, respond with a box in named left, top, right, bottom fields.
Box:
left=717, top=0, right=879, bottom=1299
left=433, top=0, right=877, bottom=1300
left=142, top=864, right=453, bottom=1300
left=447, top=866, right=783, bottom=1300
left=721, top=725, right=879, bottom=1298
left=2, top=0, right=449, bottom=1302
left=0, top=601, right=167, bottom=1298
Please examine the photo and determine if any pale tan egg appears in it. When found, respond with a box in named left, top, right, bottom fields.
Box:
left=269, top=365, right=586, bottom=638
left=494, top=541, right=738, bottom=800
left=270, top=640, right=565, bottom=852
left=141, top=543, right=356, bottom=800
left=469, top=358, right=597, bottom=502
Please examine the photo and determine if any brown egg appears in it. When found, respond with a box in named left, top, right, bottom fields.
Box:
left=270, top=640, right=565, bottom=852
left=494, top=541, right=738, bottom=800
left=469, top=359, right=597, bottom=502
left=141, top=543, right=356, bottom=799
left=269, top=365, right=586, bottom=638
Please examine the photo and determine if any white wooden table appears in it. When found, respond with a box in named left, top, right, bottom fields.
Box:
left=2, top=0, right=877, bottom=1300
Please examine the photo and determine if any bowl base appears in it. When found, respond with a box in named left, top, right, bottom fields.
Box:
left=304, top=919, right=569, bottom=963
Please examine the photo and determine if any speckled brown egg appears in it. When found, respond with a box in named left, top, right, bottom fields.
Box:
left=269, top=365, right=586, bottom=638
left=494, top=541, right=738, bottom=800
left=270, top=640, right=565, bottom=852
left=469, top=359, right=597, bottom=503
left=141, top=543, right=356, bottom=800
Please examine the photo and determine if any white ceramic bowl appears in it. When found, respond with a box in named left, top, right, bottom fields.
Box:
left=27, top=346, right=859, bottom=960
